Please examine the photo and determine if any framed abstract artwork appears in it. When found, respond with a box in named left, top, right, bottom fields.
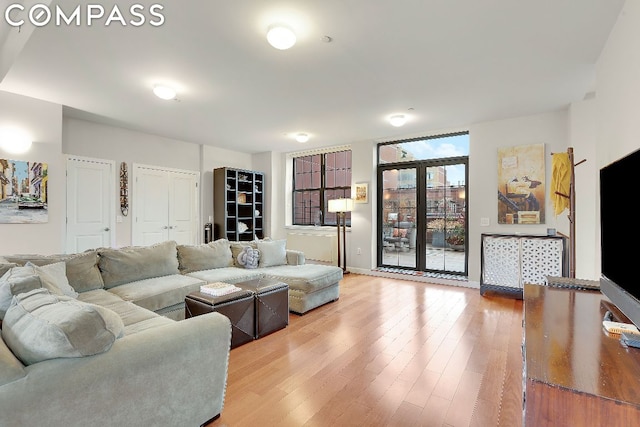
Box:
left=497, top=144, right=545, bottom=224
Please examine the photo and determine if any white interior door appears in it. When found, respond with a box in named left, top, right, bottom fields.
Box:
left=66, top=156, right=114, bottom=253
left=132, top=164, right=199, bottom=246
left=168, top=171, right=197, bottom=245
left=133, top=167, right=169, bottom=245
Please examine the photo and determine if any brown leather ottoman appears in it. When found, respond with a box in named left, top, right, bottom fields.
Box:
left=185, top=289, right=255, bottom=349
left=236, top=278, right=289, bottom=339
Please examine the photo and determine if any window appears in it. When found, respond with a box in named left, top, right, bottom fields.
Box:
left=293, top=150, right=352, bottom=226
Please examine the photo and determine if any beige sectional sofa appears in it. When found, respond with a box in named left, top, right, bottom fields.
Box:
left=0, top=238, right=342, bottom=426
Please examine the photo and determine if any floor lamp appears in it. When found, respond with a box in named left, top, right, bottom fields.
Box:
left=328, top=198, right=353, bottom=274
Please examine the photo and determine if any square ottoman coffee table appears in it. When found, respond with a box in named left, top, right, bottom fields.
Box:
left=236, top=278, right=289, bottom=339
left=185, top=289, right=255, bottom=349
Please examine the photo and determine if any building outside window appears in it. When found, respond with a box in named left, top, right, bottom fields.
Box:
left=293, top=150, right=352, bottom=226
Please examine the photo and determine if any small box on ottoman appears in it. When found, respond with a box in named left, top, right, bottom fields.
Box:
left=236, top=278, right=289, bottom=339
left=185, top=289, right=255, bottom=349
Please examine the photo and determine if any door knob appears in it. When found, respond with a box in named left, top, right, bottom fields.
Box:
left=163, top=226, right=169, bottom=229
left=104, top=227, right=110, bottom=232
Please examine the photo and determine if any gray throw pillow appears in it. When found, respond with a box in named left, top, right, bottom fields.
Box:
left=98, top=241, right=180, bottom=289
left=177, top=239, right=233, bottom=273
left=256, top=239, right=288, bottom=268
left=1, top=288, right=125, bottom=366
left=0, top=266, right=64, bottom=320
left=26, top=261, right=79, bottom=298
left=3, top=251, right=104, bottom=293
left=230, top=241, right=257, bottom=267
left=0, top=257, right=17, bottom=278
left=236, top=246, right=260, bottom=269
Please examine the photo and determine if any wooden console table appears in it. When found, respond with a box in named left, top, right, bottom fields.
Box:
left=523, top=284, right=640, bottom=426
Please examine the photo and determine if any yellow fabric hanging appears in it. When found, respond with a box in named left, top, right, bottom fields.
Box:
left=551, top=152, right=571, bottom=215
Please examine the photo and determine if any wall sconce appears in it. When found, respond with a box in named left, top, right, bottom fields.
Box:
left=328, top=198, right=354, bottom=273
left=120, top=162, right=128, bottom=216
left=0, top=127, right=32, bottom=154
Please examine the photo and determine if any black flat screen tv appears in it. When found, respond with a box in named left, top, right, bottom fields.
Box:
left=600, top=148, right=640, bottom=327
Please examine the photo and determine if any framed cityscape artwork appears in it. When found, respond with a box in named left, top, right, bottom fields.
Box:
left=0, top=158, right=49, bottom=223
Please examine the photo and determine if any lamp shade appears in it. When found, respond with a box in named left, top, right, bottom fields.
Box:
left=328, top=198, right=354, bottom=213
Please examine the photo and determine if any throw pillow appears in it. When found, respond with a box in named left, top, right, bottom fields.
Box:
left=177, top=239, right=233, bottom=273
left=25, top=261, right=79, bottom=298
left=236, top=246, right=259, bottom=269
left=230, top=241, right=257, bottom=267
left=1, top=288, right=125, bottom=366
left=256, top=239, right=287, bottom=268
left=0, top=268, right=42, bottom=320
left=0, top=257, right=17, bottom=278
left=3, top=251, right=104, bottom=293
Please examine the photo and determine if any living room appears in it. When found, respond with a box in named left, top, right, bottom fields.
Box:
left=1, top=1, right=639, bottom=425
left=1, top=1, right=636, bottom=286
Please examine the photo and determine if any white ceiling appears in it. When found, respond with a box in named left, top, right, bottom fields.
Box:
left=0, top=0, right=625, bottom=153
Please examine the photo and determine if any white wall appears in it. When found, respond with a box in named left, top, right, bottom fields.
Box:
left=468, top=110, right=570, bottom=282
left=63, top=117, right=253, bottom=247
left=591, top=0, right=640, bottom=278
left=0, top=91, right=63, bottom=255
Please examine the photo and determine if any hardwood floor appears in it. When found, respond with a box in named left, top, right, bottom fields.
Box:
left=210, top=273, right=523, bottom=427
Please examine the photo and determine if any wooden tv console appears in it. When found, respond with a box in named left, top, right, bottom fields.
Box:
left=523, top=284, right=640, bottom=426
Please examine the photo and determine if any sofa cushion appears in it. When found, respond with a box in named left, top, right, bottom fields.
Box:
left=3, top=251, right=104, bottom=293
left=1, top=288, right=124, bottom=365
left=78, top=289, right=174, bottom=335
left=26, top=261, right=79, bottom=298
left=256, top=239, right=287, bottom=268
left=260, top=264, right=344, bottom=293
left=177, top=239, right=233, bottom=273
left=0, top=266, right=65, bottom=320
left=98, top=241, right=180, bottom=289
left=186, top=266, right=264, bottom=285
left=106, top=274, right=204, bottom=313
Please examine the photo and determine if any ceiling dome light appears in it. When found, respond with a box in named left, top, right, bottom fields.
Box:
left=267, top=25, right=296, bottom=50
left=295, top=133, right=309, bottom=143
left=153, top=85, right=177, bottom=100
left=0, top=127, right=32, bottom=154
left=389, top=114, right=407, bottom=127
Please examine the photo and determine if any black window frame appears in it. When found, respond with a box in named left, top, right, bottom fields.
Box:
left=292, top=150, right=352, bottom=226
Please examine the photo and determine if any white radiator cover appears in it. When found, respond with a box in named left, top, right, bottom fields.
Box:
left=286, top=232, right=337, bottom=263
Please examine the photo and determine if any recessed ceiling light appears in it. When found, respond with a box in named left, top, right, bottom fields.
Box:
left=389, top=114, right=407, bottom=127
left=267, top=25, right=296, bottom=50
left=153, top=85, right=177, bottom=100
left=295, top=133, right=309, bottom=143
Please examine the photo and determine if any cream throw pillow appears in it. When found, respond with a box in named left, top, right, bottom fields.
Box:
left=256, top=239, right=288, bottom=268
left=1, top=288, right=125, bottom=365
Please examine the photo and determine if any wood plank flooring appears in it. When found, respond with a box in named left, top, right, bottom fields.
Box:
left=209, top=273, right=523, bottom=427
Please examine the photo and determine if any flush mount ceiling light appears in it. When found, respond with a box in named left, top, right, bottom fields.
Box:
left=0, top=127, right=32, bottom=154
left=267, top=24, right=296, bottom=50
left=389, top=114, right=407, bottom=127
left=153, top=85, right=177, bottom=100
left=295, top=133, right=309, bottom=143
